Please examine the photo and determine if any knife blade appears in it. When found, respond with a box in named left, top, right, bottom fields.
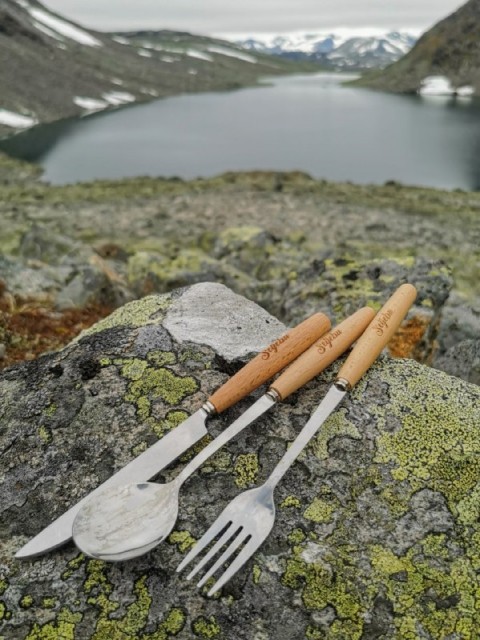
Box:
left=16, top=311, right=330, bottom=558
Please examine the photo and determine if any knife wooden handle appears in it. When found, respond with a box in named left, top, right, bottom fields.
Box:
left=270, top=307, right=375, bottom=401
left=336, top=284, right=417, bottom=389
left=208, top=312, right=331, bottom=413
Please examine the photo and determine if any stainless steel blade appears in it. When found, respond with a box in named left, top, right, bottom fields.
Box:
left=15, top=409, right=209, bottom=558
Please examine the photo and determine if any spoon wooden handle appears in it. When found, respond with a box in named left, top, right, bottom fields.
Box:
left=270, top=307, right=375, bottom=401
left=336, top=283, right=417, bottom=389
left=208, top=312, right=331, bottom=413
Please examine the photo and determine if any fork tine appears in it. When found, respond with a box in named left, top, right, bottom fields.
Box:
left=196, top=529, right=249, bottom=588
left=176, top=517, right=232, bottom=573
left=185, top=524, right=239, bottom=581
left=207, top=537, right=260, bottom=596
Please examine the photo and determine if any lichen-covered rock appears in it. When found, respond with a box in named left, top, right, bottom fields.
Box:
left=1, top=283, right=479, bottom=640
left=434, top=339, right=480, bottom=386
left=1, top=224, right=453, bottom=373
left=434, top=291, right=480, bottom=357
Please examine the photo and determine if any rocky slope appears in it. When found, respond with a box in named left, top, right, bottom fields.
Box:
left=353, top=0, right=480, bottom=95
left=1, top=284, right=479, bottom=639
left=0, top=0, right=312, bottom=138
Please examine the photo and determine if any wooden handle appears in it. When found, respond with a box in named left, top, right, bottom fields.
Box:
left=208, top=312, right=331, bottom=413
left=270, top=307, right=375, bottom=401
left=336, top=284, right=417, bottom=389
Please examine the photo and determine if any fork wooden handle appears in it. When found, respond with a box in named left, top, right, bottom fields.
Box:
left=208, top=312, right=331, bottom=413
left=269, top=307, right=375, bottom=401
left=336, top=284, right=417, bottom=389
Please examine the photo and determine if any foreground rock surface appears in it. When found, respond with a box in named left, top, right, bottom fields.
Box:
left=1, top=284, right=479, bottom=640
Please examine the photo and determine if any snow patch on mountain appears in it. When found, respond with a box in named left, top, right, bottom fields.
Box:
left=0, top=109, right=38, bottom=128
left=26, top=6, right=103, bottom=47
left=418, top=76, right=475, bottom=99
left=207, top=46, right=258, bottom=64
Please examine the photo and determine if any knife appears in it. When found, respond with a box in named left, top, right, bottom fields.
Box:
left=15, top=311, right=330, bottom=558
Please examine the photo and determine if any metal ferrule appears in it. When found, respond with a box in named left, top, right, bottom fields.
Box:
left=202, top=401, right=217, bottom=416
left=334, top=378, right=352, bottom=392
left=266, top=388, right=281, bottom=402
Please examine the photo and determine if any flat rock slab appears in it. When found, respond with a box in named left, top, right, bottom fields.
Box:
left=1, top=284, right=479, bottom=640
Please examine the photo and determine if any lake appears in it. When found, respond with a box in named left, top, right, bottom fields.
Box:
left=2, top=73, right=480, bottom=190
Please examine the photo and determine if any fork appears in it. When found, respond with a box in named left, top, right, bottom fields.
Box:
left=176, top=284, right=417, bottom=595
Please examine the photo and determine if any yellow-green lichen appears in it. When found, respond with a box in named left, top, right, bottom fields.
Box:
left=158, top=608, right=187, bottom=636
left=369, top=542, right=480, bottom=638
left=0, top=579, right=7, bottom=595
left=200, top=449, right=232, bottom=474
left=303, top=497, right=336, bottom=524
left=20, top=595, right=34, bottom=609
left=151, top=410, right=190, bottom=439
left=131, top=441, right=148, bottom=456
left=282, top=553, right=361, bottom=625
left=38, top=426, right=52, bottom=444
left=280, top=495, right=301, bottom=509
left=120, top=358, right=149, bottom=381
left=305, top=625, right=323, bottom=640
left=75, top=294, right=172, bottom=340
left=276, top=360, right=480, bottom=638
left=42, top=597, right=56, bottom=609
left=311, top=409, right=361, bottom=460
left=252, top=564, right=262, bottom=585
left=233, top=452, right=259, bottom=488
left=456, top=482, right=480, bottom=526
left=25, top=608, right=82, bottom=640
left=78, top=559, right=187, bottom=639
left=192, top=615, right=221, bottom=638
left=94, top=576, right=151, bottom=638
left=117, top=357, right=198, bottom=421
left=287, top=528, right=307, bottom=545
left=0, top=601, right=9, bottom=621
left=44, top=403, right=57, bottom=416
left=61, top=553, right=85, bottom=580
left=147, top=351, right=177, bottom=367
left=168, top=530, right=196, bottom=553
left=373, top=361, right=480, bottom=515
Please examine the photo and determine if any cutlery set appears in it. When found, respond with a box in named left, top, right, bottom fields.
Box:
left=16, top=284, right=417, bottom=596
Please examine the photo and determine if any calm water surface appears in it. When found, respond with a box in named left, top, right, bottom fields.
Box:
left=2, top=73, right=480, bottom=190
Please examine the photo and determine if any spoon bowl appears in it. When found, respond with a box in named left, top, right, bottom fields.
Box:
left=72, top=481, right=180, bottom=561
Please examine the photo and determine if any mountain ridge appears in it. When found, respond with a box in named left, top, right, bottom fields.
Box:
left=231, top=30, right=418, bottom=70
left=351, top=0, right=480, bottom=95
left=0, top=0, right=314, bottom=137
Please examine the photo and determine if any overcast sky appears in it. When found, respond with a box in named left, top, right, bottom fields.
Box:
left=42, top=0, right=465, bottom=36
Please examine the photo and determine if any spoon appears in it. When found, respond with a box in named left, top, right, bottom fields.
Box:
left=72, top=307, right=376, bottom=561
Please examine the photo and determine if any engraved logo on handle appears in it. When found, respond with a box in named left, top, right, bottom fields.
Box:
left=316, top=329, right=342, bottom=354
left=374, top=309, right=394, bottom=336
left=261, top=335, right=289, bottom=360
